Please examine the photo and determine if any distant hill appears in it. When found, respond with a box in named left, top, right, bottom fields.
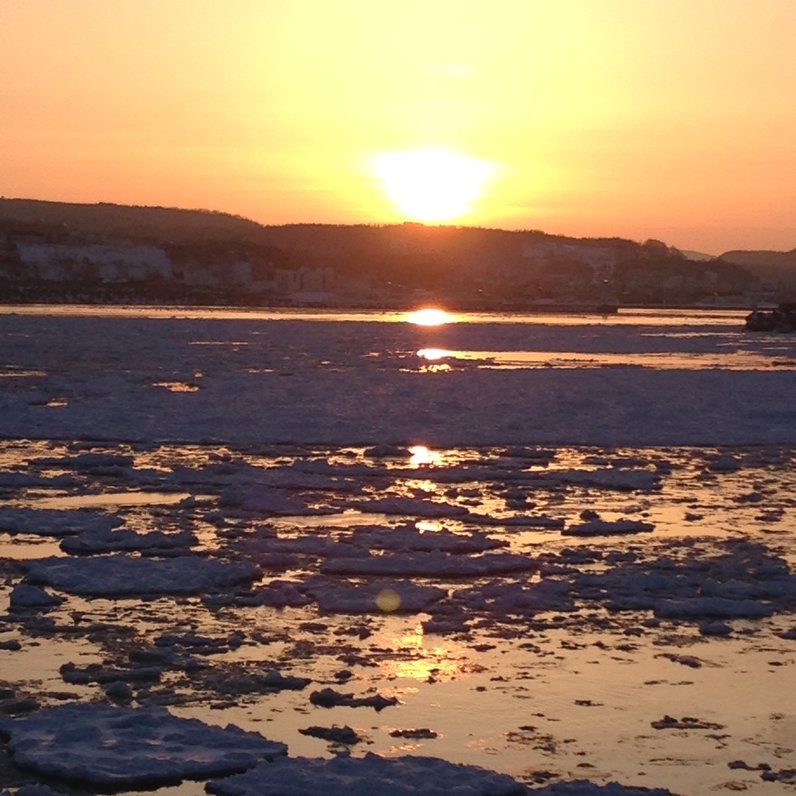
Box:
left=719, top=249, right=796, bottom=268
left=718, top=249, right=796, bottom=294
left=0, top=198, right=268, bottom=245
left=0, top=196, right=765, bottom=305
left=680, top=250, right=716, bottom=262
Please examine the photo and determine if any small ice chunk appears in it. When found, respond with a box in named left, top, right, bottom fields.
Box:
left=9, top=584, right=64, bottom=610
left=707, top=454, right=741, bottom=473
left=654, top=597, right=773, bottom=619
left=699, top=620, right=733, bottom=636
left=651, top=715, right=725, bottom=730
left=466, top=513, right=565, bottom=528
left=298, top=725, right=361, bottom=744
left=563, top=519, right=654, bottom=537
left=309, top=688, right=397, bottom=711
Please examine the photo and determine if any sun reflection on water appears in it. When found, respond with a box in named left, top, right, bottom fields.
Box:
left=409, top=445, right=442, bottom=467
left=416, top=520, right=443, bottom=533
left=406, top=479, right=438, bottom=495
left=380, top=622, right=462, bottom=682
left=416, top=348, right=454, bottom=372
left=417, top=348, right=450, bottom=361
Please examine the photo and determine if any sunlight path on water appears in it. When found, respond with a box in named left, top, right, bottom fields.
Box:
left=0, top=440, right=794, bottom=794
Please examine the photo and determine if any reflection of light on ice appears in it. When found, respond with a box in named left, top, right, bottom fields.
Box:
left=417, top=348, right=450, bottom=361
left=382, top=622, right=461, bottom=681
left=417, top=348, right=454, bottom=371
left=406, top=308, right=451, bottom=326
left=406, top=479, right=437, bottom=494
left=409, top=445, right=442, bottom=467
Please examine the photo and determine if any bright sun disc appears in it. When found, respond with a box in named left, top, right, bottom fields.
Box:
left=373, top=148, right=494, bottom=223
left=407, top=308, right=451, bottom=326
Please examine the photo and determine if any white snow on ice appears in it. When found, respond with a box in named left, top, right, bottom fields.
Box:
left=0, top=311, right=795, bottom=446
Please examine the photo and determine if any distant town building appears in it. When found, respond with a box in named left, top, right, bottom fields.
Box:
left=15, top=242, right=172, bottom=282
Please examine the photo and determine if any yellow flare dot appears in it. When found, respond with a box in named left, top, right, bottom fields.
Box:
left=375, top=588, right=402, bottom=613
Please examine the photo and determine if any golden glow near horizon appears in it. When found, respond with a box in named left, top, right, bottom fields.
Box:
left=2, top=0, right=796, bottom=252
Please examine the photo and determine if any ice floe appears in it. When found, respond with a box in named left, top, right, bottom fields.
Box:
left=309, top=688, right=398, bottom=710
left=307, top=580, right=447, bottom=613
left=24, top=553, right=259, bottom=596
left=0, top=703, right=286, bottom=787
left=59, top=526, right=196, bottom=554
left=321, top=551, right=537, bottom=577
left=562, top=518, right=655, bottom=537
left=0, top=508, right=121, bottom=537
left=350, top=524, right=505, bottom=553
left=8, top=584, right=64, bottom=611
left=206, top=753, right=525, bottom=796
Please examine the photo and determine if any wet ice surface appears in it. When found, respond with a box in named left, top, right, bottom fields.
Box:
left=0, top=439, right=794, bottom=795
left=0, top=310, right=795, bottom=795
left=1, top=309, right=796, bottom=446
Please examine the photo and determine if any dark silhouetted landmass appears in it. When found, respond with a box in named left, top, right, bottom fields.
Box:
left=718, top=249, right=796, bottom=294
left=0, top=197, right=785, bottom=307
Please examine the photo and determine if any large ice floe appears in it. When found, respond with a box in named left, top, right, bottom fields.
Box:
left=24, top=553, right=259, bottom=596
left=0, top=703, right=286, bottom=787
left=1, top=309, right=796, bottom=796
left=0, top=508, right=121, bottom=537
left=205, top=753, right=525, bottom=795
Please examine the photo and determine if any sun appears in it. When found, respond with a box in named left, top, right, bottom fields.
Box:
left=373, top=148, right=494, bottom=223
left=406, top=308, right=452, bottom=326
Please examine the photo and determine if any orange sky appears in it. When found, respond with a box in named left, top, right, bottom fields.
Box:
left=2, top=0, right=795, bottom=254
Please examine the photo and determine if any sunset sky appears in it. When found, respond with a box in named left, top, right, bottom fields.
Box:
left=2, top=0, right=795, bottom=254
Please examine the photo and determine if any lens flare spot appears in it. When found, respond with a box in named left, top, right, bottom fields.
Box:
left=376, top=587, right=402, bottom=613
